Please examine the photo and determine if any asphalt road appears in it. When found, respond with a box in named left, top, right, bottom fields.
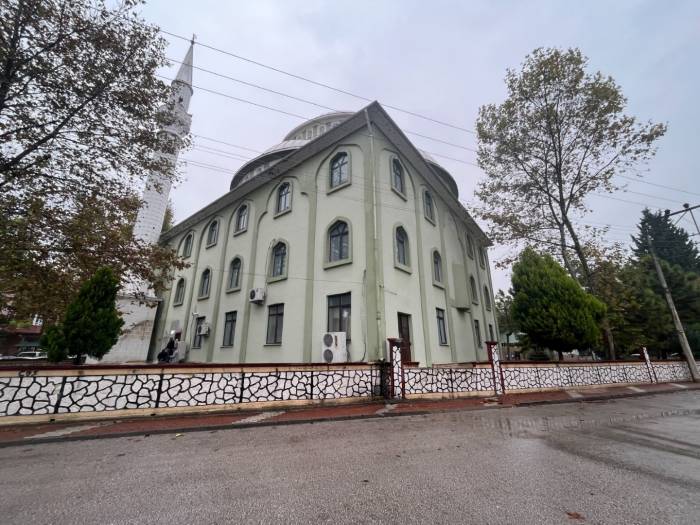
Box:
left=1, top=392, right=699, bottom=524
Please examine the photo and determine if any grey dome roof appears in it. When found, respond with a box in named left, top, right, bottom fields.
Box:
left=229, top=111, right=457, bottom=198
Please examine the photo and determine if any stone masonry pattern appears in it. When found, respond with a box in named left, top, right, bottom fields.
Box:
left=0, top=359, right=693, bottom=417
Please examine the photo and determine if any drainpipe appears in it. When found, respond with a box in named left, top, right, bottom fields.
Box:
left=364, top=109, right=383, bottom=360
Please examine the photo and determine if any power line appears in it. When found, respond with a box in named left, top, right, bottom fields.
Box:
left=193, top=134, right=262, bottom=154
left=159, top=30, right=476, bottom=134
left=618, top=174, right=700, bottom=198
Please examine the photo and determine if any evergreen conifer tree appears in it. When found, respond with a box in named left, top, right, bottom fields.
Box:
left=511, top=248, right=606, bottom=360
left=632, top=209, right=700, bottom=273
left=41, top=267, right=124, bottom=364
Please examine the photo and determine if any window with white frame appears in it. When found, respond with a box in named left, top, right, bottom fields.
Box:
left=173, top=278, right=185, bottom=305
left=474, top=319, right=482, bottom=347
left=328, top=221, right=350, bottom=262
left=276, top=182, right=291, bottom=214
left=206, top=220, right=219, bottom=246
left=424, top=191, right=435, bottom=222
left=330, top=152, right=349, bottom=188
left=192, top=316, right=205, bottom=349
left=266, top=304, right=284, bottom=344
left=470, top=276, right=478, bottom=304
left=181, top=233, right=193, bottom=258
left=228, top=258, right=242, bottom=290
left=395, top=226, right=409, bottom=267
left=433, top=251, right=443, bottom=284
left=198, top=268, right=211, bottom=299
left=484, top=286, right=492, bottom=310
left=466, top=234, right=475, bottom=259
left=391, top=158, right=405, bottom=195
left=222, top=311, right=237, bottom=347
left=436, top=308, right=448, bottom=345
left=327, top=292, right=351, bottom=341
left=271, top=242, right=287, bottom=278
left=235, top=204, right=248, bottom=232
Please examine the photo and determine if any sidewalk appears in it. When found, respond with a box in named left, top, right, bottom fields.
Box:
left=1, top=381, right=698, bottom=447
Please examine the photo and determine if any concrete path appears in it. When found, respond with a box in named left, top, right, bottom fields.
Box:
left=0, top=390, right=699, bottom=524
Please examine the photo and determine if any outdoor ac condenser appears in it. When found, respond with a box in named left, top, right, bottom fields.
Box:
left=248, top=288, right=266, bottom=304
left=196, top=323, right=210, bottom=336
left=321, top=332, right=347, bottom=363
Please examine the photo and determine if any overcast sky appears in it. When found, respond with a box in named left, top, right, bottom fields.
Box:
left=139, top=0, right=700, bottom=293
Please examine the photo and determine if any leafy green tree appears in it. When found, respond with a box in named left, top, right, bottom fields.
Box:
left=495, top=289, right=517, bottom=357
left=0, top=0, right=186, bottom=323
left=41, top=267, right=124, bottom=363
left=631, top=209, right=700, bottom=273
left=475, top=47, right=666, bottom=358
left=511, top=248, right=606, bottom=360
left=621, top=257, right=700, bottom=359
left=476, top=47, right=666, bottom=283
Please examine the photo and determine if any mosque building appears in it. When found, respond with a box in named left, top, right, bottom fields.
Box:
left=153, top=92, right=498, bottom=365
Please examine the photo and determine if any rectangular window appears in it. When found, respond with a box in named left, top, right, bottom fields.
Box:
left=474, top=319, right=482, bottom=348
left=436, top=308, right=447, bottom=345
left=488, top=323, right=495, bottom=343
left=222, top=311, right=237, bottom=347
left=192, top=316, right=205, bottom=349
left=327, top=293, right=351, bottom=341
left=266, top=304, right=284, bottom=344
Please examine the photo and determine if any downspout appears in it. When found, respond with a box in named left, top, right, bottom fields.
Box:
left=364, top=109, right=384, bottom=360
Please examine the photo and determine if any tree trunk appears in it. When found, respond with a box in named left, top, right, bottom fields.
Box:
left=557, top=350, right=564, bottom=361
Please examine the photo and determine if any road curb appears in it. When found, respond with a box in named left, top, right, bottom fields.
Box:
left=0, top=386, right=697, bottom=449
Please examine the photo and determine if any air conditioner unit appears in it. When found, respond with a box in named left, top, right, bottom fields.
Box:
left=321, top=332, right=347, bottom=363
left=196, top=323, right=210, bottom=336
left=248, top=288, right=266, bottom=304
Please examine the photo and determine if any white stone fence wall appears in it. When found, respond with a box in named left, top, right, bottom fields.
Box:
left=0, top=349, right=694, bottom=419
left=0, top=363, right=380, bottom=418
left=389, top=344, right=693, bottom=399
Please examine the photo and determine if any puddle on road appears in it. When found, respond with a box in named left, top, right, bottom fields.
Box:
left=459, top=407, right=700, bottom=439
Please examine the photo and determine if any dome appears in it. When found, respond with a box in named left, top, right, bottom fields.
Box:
left=229, top=111, right=458, bottom=198
left=230, top=112, right=353, bottom=190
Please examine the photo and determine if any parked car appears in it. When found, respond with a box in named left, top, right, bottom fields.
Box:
left=15, top=350, right=48, bottom=360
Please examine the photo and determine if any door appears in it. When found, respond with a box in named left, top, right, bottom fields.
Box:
left=397, top=313, right=412, bottom=363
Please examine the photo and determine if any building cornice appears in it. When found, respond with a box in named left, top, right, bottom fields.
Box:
left=161, top=102, right=491, bottom=246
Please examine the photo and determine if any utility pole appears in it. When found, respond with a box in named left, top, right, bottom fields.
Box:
left=664, top=203, right=700, bottom=238
left=646, top=234, right=699, bottom=381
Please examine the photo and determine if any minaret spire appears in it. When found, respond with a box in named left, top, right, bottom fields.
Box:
left=132, top=41, right=194, bottom=253
left=174, top=38, right=194, bottom=91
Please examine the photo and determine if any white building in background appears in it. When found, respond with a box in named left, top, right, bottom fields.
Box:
left=154, top=103, right=498, bottom=365
left=104, top=42, right=194, bottom=363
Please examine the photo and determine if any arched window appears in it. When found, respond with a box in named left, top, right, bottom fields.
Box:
left=199, top=268, right=211, bottom=299
left=433, top=251, right=443, bottom=283
left=484, top=286, right=492, bottom=310
left=391, top=158, right=405, bottom=195
left=276, top=183, right=291, bottom=214
left=271, top=242, right=287, bottom=277
left=206, top=220, right=219, bottom=246
left=181, top=233, right=193, bottom=258
left=466, top=234, right=475, bottom=259
left=328, top=221, right=349, bottom=262
left=173, top=278, right=186, bottom=306
left=424, top=191, right=435, bottom=222
left=235, top=204, right=248, bottom=232
left=479, top=247, right=486, bottom=268
left=330, top=153, right=349, bottom=188
left=470, top=276, right=478, bottom=304
left=228, top=258, right=242, bottom=290
left=395, top=226, right=409, bottom=267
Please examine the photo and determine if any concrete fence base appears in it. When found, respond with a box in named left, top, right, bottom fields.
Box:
left=0, top=347, right=693, bottom=421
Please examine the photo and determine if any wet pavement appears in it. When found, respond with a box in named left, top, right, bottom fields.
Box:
left=0, top=390, right=698, bottom=524
left=1, top=381, right=696, bottom=446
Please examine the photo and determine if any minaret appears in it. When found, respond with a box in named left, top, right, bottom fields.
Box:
left=133, top=40, right=194, bottom=249
left=105, top=41, right=194, bottom=363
